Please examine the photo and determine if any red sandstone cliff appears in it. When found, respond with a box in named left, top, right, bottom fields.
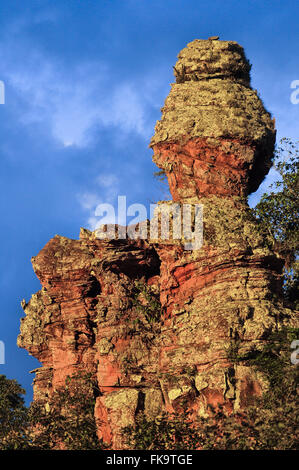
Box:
left=18, top=38, right=297, bottom=449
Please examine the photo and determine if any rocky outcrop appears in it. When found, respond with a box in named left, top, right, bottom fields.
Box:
left=18, top=38, right=296, bottom=449
left=150, top=39, right=275, bottom=199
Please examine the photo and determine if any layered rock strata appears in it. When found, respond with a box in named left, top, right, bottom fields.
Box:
left=18, top=38, right=296, bottom=449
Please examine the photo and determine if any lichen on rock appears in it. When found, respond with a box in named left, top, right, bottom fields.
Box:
left=173, top=39, right=251, bottom=85
left=18, top=38, right=297, bottom=450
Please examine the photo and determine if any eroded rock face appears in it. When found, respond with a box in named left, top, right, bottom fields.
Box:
left=18, top=39, right=296, bottom=449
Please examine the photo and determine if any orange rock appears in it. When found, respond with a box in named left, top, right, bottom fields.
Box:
left=18, top=39, right=297, bottom=449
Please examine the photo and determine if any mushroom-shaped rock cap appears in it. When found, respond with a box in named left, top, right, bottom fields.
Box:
left=150, top=39, right=276, bottom=198
left=173, top=39, right=251, bottom=85
left=150, top=38, right=275, bottom=150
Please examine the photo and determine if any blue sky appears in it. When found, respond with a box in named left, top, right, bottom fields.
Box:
left=0, top=0, right=298, bottom=403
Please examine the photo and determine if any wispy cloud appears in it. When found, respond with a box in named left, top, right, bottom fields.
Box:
left=0, top=34, right=159, bottom=148
left=78, top=192, right=103, bottom=212
left=2, top=50, right=153, bottom=147
left=77, top=173, right=120, bottom=230
left=3, top=57, right=103, bottom=147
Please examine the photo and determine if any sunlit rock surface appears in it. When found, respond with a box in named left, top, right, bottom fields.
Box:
left=18, top=38, right=296, bottom=449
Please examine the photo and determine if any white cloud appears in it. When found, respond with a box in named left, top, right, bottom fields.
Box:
left=96, top=173, right=120, bottom=202
left=78, top=192, right=103, bottom=211
left=86, top=216, right=101, bottom=231
left=0, top=10, right=169, bottom=149
left=78, top=173, right=120, bottom=230
left=96, top=174, right=118, bottom=187
left=78, top=191, right=104, bottom=230
left=2, top=53, right=107, bottom=147
left=0, top=41, right=156, bottom=147
left=106, top=83, right=148, bottom=136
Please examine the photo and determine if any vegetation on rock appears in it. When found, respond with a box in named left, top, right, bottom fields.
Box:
left=254, top=138, right=299, bottom=308
left=0, top=375, right=28, bottom=449
left=123, top=327, right=298, bottom=450
left=0, top=373, right=106, bottom=450
left=13, top=35, right=299, bottom=450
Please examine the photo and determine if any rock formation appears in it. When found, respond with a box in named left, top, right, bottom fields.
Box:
left=18, top=38, right=296, bottom=449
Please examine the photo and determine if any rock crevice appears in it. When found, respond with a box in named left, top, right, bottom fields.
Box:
left=18, top=39, right=296, bottom=449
